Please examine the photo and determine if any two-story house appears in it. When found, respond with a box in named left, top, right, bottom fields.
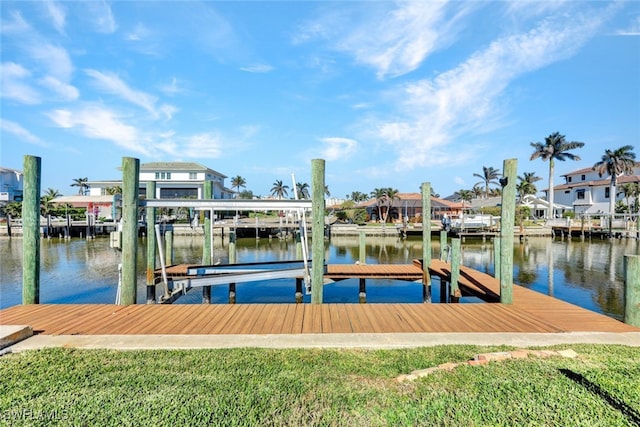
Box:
left=0, top=167, right=23, bottom=205
left=87, top=162, right=233, bottom=199
left=552, top=164, right=640, bottom=215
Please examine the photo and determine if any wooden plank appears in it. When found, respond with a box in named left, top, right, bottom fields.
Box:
left=289, top=304, right=305, bottom=334
left=206, top=305, right=237, bottom=334
left=327, top=304, right=353, bottom=333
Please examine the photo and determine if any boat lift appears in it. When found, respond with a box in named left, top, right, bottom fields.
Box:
left=141, top=198, right=315, bottom=303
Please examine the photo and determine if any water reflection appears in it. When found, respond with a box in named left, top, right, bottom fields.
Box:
left=1, top=235, right=637, bottom=320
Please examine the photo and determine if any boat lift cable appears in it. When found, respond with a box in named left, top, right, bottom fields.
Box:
left=292, top=173, right=312, bottom=294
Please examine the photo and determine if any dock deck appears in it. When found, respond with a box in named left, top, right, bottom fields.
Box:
left=1, top=260, right=637, bottom=337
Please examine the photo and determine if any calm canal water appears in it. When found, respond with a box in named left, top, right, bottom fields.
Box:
left=1, top=234, right=637, bottom=321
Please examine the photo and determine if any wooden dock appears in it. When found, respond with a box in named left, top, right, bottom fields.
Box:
left=1, top=260, right=637, bottom=336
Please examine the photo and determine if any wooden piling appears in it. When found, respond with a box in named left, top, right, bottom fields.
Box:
left=359, top=230, right=366, bottom=264
left=295, top=231, right=302, bottom=259
left=359, top=278, right=366, bottom=303
left=440, top=230, right=448, bottom=261
left=22, top=155, right=41, bottom=304
left=164, top=229, right=174, bottom=266
left=146, top=181, right=157, bottom=304
left=421, top=182, right=432, bottom=303
left=624, top=254, right=640, bottom=327
left=120, top=157, right=139, bottom=305
left=202, top=180, right=213, bottom=303
left=499, top=158, right=517, bottom=304
left=295, top=278, right=303, bottom=303
left=311, top=159, right=325, bottom=304
left=450, top=238, right=461, bottom=302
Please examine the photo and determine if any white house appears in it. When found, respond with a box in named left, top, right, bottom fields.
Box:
left=552, top=164, right=640, bottom=215
left=0, top=167, right=23, bottom=205
left=88, top=162, right=234, bottom=199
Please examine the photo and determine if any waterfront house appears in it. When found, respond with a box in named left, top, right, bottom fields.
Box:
left=361, top=193, right=463, bottom=222
left=0, top=167, right=23, bottom=206
left=49, top=162, right=234, bottom=220
left=551, top=164, right=640, bottom=215
left=87, top=162, right=234, bottom=200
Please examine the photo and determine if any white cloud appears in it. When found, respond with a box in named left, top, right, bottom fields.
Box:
left=0, top=11, right=30, bottom=34
left=295, top=1, right=469, bottom=79
left=240, top=64, right=274, bottom=73
left=39, top=75, right=79, bottom=100
left=159, top=104, right=178, bottom=121
left=1, top=9, right=74, bottom=88
left=453, top=176, right=466, bottom=186
left=319, top=137, right=358, bottom=161
left=0, top=62, right=41, bottom=104
left=0, top=119, right=47, bottom=146
left=85, top=69, right=158, bottom=116
left=44, top=0, right=66, bottom=34
left=47, top=106, right=148, bottom=154
left=27, top=41, right=74, bottom=82
left=156, top=133, right=223, bottom=158
left=615, top=16, right=640, bottom=36
left=159, top=77, right=183, bottom=96
left=85, top=0, right=117, bottom=34
left=371, top=7, right=611, bottom=171
left=125, top=22, right=150, bottom=41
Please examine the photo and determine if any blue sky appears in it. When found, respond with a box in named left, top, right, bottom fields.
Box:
left=1, top=1, right=639, bottom=200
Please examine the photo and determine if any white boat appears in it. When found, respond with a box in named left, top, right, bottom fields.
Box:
left=450, top=214, right=498, bottom=231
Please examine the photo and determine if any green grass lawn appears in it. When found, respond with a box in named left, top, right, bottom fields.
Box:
left=1, top=344, right=638, bottom=426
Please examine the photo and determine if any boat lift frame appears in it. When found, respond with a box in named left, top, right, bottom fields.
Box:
left=141, top=198, right=315, bottom=303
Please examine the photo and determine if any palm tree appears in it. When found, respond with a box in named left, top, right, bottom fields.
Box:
left=473, top=166, right=501, bottom=198
left=618, top=182, right=640, bottom=214
left=516, top=172, right=543, bottom=201
left=382, top=187, right=399, bottom=223
left=40, top=188, right=61, bottom=215
left=270, top=180, right=289, bottom=200
left=71, top=177, right=89, bottom=196
left=230, top=175, right=247, bottom=199
left=349, top=191, right=368, bottom=203
left=471, top=184, right=484, bottom=199
left=370, top=188, right=387, bottom=222
left=455, top=189, right=473, bottom=207
left=530, top=132, right=585, bottom=218
left=593, top=145, right=636, bottom=218
left=295, top=182, right=310, bottom=199
left=44, top=188, right=62, bottom=199
left=2, top=201, right=22, bottom=218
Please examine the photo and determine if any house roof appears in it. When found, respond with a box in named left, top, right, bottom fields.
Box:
left=0, top=167, right=23, bottom=175
left=140, top=162, right=227, bottom=178
left=358, top=193, right=462, bottom=209
left=560, top=162, right=640, bottom=177
left=554, top=174, right=640, bottom=190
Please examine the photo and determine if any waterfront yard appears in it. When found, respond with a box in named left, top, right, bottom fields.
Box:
left=1, top=344, right=638, bottom=426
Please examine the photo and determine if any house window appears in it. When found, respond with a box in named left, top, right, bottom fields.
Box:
left=189, top=173, right=197, bottom=180
left=154, top=172, right=172, bottom=180
left=581, top=175, right=585, bottom=180
left=576, top=189, right=585, bottom=200
left=605, top=187, right=610, bottom=198
left=567, top=177, right=572, bottom=183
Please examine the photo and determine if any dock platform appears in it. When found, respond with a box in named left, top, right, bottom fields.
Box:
left=1, top=260, right=637, bottom=341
